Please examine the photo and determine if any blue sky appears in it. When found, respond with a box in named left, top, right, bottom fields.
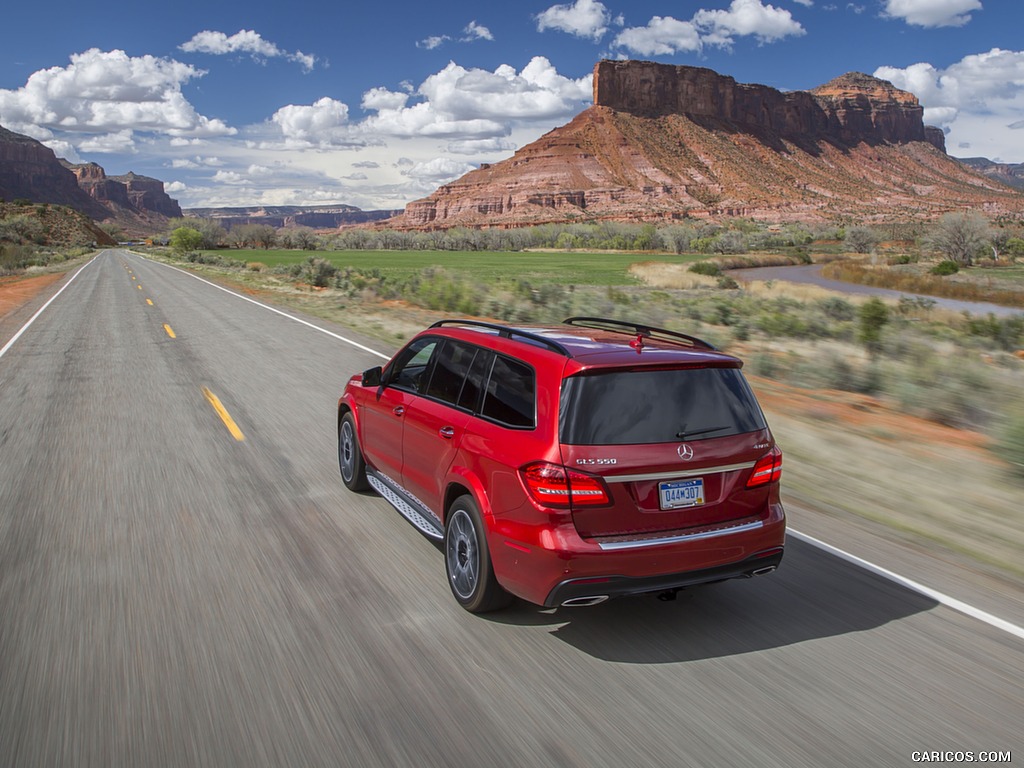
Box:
left=1, top=0, right=1021, bottom=211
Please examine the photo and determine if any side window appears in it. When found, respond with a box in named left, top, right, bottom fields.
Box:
left=480, top=355, right=536, bottom=428
left=424, top=340, right=478, bottom=406
left=387, top=337, right=439, bottom=394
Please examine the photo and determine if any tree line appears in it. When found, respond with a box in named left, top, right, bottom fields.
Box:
left=166, top=213, right=1024, bottom=265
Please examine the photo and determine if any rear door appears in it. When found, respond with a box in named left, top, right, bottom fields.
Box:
left=558, top=365, right=774, bottom=539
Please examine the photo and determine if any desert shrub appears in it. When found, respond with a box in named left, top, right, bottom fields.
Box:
left=786, top=353, right=882, bottom=394
left=992, top=410, right=1024, bottom=482
left=931, top=260, right=960, bottom=276
left=1005, top=237, right=1024, bottom=260
left=408, top=267, right=485, bottom=315
left=688, top=261, right=721, bottom=277
left=858, top=298, right=889, bottom=353
left=964, top=314, right=1024, bottom=351
left=757, top=310, right=809, bottom=338
left=303, top=257, right=337, bottom=288
left=896, top=296, right=937, bottom=316
left=818, top=296, right=856, bottom=322
left=0, top=244, right=40, bottom=273
left=845, top=225, right=880, bottom=253
left=717, top=276, right=740, bottom=290
left=887, top=353, right=995, bottom=429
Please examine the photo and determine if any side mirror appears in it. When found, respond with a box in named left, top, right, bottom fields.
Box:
left=361, top=366, right=383, bottom=387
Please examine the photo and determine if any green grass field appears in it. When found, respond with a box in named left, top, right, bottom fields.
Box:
left=971, top=264, right=1024, bottom=283
left=206, top=249, right=704, bottom=286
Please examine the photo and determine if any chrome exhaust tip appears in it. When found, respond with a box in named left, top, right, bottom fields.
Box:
left=561, top=595, right=610, bottom=607
left=751, top=565, right=777, bottom=576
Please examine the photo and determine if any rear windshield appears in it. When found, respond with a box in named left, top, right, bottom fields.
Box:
left=559, top=367, right=767, bottom=445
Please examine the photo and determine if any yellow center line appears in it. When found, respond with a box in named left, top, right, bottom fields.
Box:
left=146, top=299, right=154, bottom=306
left=163, top=324, right=176, bottom=338
left=137, top=284, right=142, bottom=290
left=202, top=387, right=245, bottom=442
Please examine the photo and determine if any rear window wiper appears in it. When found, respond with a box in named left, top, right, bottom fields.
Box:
left=676, top=425, right=730, bottom=439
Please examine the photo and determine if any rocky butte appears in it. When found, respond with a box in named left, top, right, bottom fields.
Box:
left=391, top=60, right=1021, bottom=229
left=0, top=124, right=183, bottom=235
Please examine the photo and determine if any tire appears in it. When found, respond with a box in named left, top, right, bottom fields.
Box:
left=338, top=411, right=369, bottom=491
left=444, top=494, right=511, bottom=613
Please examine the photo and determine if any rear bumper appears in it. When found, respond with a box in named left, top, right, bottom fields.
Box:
left=543, top=547, right=784, bottom=608
left=490, top=502, right=786, bottom=607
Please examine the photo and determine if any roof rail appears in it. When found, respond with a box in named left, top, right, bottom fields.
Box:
left=429, top=319, right=572, bottom=357
left=563, top=316, right=717, bottom=351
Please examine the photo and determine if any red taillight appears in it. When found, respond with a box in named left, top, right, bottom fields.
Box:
left=520, top=462, right=611, bottom=508
left=746, top=447, right=783, bottom=488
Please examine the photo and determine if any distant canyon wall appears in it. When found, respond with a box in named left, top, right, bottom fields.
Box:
left=592, top=60, right=938, bottom=149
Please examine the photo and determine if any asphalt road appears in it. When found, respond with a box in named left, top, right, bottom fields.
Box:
left=1, top=250, right=1021, bottom=767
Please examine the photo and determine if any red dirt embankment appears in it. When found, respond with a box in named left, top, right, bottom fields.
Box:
left=0, top=273, right=65, bottom=321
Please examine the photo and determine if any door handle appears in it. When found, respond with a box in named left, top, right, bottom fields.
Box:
left=439, top=426, right=456, bottom=439
left=393, top=406, right=405, bottom=416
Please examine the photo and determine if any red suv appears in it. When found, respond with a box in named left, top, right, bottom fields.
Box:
left=338, top=317, right=785, bottom=612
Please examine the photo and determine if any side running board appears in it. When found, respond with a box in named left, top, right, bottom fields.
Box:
left=367, top=471, right=444, bottom=540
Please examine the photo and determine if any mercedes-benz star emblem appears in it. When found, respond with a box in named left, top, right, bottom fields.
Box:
left=677, top=444, right=694, bottom=461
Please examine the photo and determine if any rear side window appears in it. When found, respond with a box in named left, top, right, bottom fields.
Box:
left=480, top=355, right=536, bottom=428
left=559, top=367, right=766, bottom=445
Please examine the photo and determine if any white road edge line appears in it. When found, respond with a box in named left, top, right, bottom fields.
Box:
left=788, top=529, right=1024, bottom=642
left=145, top=255, right=389, bottom=360
left=140, top=252, right=1024, bottom=643
left=0, top=254, right=99, bottom=361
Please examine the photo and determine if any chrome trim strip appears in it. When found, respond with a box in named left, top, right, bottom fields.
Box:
left=595, top=520, right=764, bottom=551
left=604, top=461, right=755, bottom=483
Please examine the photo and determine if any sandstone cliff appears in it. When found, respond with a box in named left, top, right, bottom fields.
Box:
left=184, top=204, right=400, bottom=229
left=65, top=164, right=183, bottom=219
left=0, top=126, right=109, bottom=218
left=392, top=61, right=1021, bottom=228
left=0, top=124, right=183, bottom=235
left=958, top=157, right=1024, bottom=191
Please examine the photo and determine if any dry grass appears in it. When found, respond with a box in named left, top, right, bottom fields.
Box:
left=753, top=377, right=1024, bottom=579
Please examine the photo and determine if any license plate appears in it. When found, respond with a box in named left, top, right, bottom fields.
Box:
left=659, top=478, right=704, bottom=509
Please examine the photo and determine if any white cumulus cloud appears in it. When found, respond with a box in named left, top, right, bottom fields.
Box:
left=882, top=0, right=982, bottom=28
left=876, top=48, right=1024, bottom=161
left=180, top=29, right=317, bottom=71
left=536, top=0, right=614, bottom=41
left=355, top=57, right=590, bottom=140
left=0, top=48, right=235, bottom=157
left=402, top=157, right=477, bottom=184
left=462, top=21, right=494, bottom=42
left=613, top=0, right=804, bottom=56
left=418, top=35, right=451, bottom=50
left=447, top=138, right=518, bottom=155
left=613, top=17, right=703, bottom=56
left=270, top=97, right=367, bottom=148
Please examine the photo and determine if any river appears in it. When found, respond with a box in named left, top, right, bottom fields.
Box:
left=732, top=264, right=1023, bottom=317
